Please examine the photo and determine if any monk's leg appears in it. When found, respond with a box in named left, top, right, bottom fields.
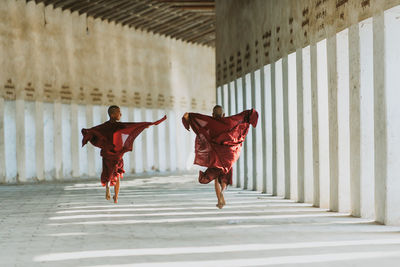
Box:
left=214, top=179, right=224, bottom=209
left=113, top=177, right=120, bottom=204
left=105, top=182, right=111, bottom=200
left=220, top=181, right=227, bottom=206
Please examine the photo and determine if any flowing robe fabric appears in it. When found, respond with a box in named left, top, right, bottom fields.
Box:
left=81, top=116, right=167, bottom=186
left=182, top=109, right=258, bottom=185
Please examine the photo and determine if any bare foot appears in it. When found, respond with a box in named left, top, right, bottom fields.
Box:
left=105, top=187, right=111, bottom=200
left=216, top=200, right=224, bottom=209
left=113, top=195, right=118, bottom=204
left=220, top=193, right=226, bottom=206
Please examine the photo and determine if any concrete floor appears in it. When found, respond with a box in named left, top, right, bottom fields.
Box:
left=1, top=175, right=400, bottom=267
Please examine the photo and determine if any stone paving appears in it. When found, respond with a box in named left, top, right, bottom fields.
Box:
left=1, top=175, right=400, bottom=267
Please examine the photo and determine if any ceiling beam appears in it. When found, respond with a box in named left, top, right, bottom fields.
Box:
left=80, top=0, right=121, bottom=15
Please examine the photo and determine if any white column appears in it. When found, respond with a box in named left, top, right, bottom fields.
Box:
left=175, top=109, right=184, bottom=172
left=302, top=46, right=314, bottom=204
left=152, top=109, right=160, bottom=172
left=35, top=101, right=44, bottom=181
left=327, top=35, right=339, bottom=212
left=271, top=62, right=278, bottom=196
left=164, top=109, right=172, bottom=172
left=349, top=23, right=361, bottom=217
left=128, top=107, right=136, bottom=173
left=373, top=13, right=386, bottom=224
left=43, top=103, right=55, bottom=181
left=296, top=49, right=305, bottom=203
left=0, top=97, right=5, bottom=183
left=53, top=102, right=63, bottom=180
left=359, top=18, right=375, bottom=219
left=242, top=75, right=250, bottom=190
left=374, top=7, right=400, bottom=225
left=16, top=99, right=26, bottom=183
left=264, top=65, right=274, bottom=194
left=260, top=66, right=268, bottom=193
left=144, top=109, right=153, bottom=172
left=133, top=108, right=144, bottom=174
left=70, top=103, right=80, bottom=178
left=86, top=104, right=96, bottom=177
left=229, top=81, right=237, bottom=185
left=275, top=59, right=285, bottom=197
left=251, top=70, right=262, bottom=191
left=235, top=78, right=243, bottom=188
left=311, top=44, right=320, bottom=207
left=288, top=52, right=298, bottom=201
left=337, top=29, right=351, bottom=213
left=317, top=39, right=330, bottom=209
left=282, top=56, right=291, bottom=199
left=216, top=86, right=222, bottom=106
left=168, top=109, right=177, bottom=172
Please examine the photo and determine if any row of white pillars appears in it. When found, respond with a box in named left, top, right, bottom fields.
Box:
left=217, top=6, right=400, bottom=225
left=0, top=100, right=194, bottom=183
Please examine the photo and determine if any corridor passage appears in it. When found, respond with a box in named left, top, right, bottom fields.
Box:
left=1, top=175, right=400, bottom=267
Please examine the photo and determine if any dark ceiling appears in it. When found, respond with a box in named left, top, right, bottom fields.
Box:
left=28, top=0, right=215, bottom=47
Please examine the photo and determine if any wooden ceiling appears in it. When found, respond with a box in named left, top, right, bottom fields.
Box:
left=28, top=0, right=215, bottom=47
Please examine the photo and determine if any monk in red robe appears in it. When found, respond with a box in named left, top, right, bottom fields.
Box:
left=182, top=105, right=258, bottom=209
left=82, top=105, right=166, bottom=203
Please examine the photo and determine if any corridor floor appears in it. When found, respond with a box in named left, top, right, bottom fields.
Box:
left=1, top=174, right=400, bottom=267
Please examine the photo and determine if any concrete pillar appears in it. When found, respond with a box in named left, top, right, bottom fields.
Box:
left=16, top=99, right=26, bottom=182
left=271, top=62, right=278, bottom=196
left=234, top=78, right=243, bottom=188
left=43, top=103, right=55, bottom=180
left=0, top=97, right=5, bottom=183
left=327, top=35, right=339, bottom=212
left=229, top=81, right=237, bottom=185
left=288, top=52, right=298, bottom=200
left=70, top=103, right=80, bottom=178
left=296, top=49, right=305, bottom=203
left=348, top=23, right=361, bottom=217
left=133, top=108, right=144, bottom=173
left=302, top=46, right=314, bottom=204
left=128, top=107, right=136, bottom=173
left=251, top=70, right=260, bottom=191
left=317, top=39, right=330, bottom=209
left=222, top=84, right=228, bottom=112
left=216, top=86, right=222, bottom=106
left=85, top=104, right=95, bottom=177
left=337, top=29, right=351, bottom=213
left=175, top=109, right=184, bottom=172
left=120, top=107, right=130, bottom=175
left=260, top=65, right=268, bottom=193
left=373, top=13, right=386, bottom=224
left=282, top=56, right=291, bottom=199
left=242, top=75, right=250, bottom=189
left=25, top=102, right=36, bottom=181
left=152, top=109, right=160, bottom=172
left=374, top=7, right=400, bottom=225
left=164, top=109, right=172, bottom=172
left=35, top=101, right=44, bottom=181
left=358, top=18, right=375, bottom=219
left=228, top=82, right=235, bottom=116
left=263, top=65, right=273, bottom=194
left=310, top=44, right=320, bottom=207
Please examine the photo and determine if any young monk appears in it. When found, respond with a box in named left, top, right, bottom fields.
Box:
left=182, top=105, right=258, bottom=209
left=81, top=105, right=166, bottom=203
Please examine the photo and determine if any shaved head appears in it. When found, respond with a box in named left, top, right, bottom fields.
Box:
left=212, top=105, right=224, bottom=118
left=108, top=105, right=121, bottom=121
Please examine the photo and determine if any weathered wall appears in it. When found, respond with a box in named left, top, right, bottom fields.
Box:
left=0, top=0, right=215, bottom=110
left=0, top=0, right=214, bottom=183
left=216, top=0, right=400, bottom=86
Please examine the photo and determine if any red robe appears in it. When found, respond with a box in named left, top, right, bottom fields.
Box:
left=182, top=109, right=258, bottom=185
left=81, top=115, right=167, bottom=186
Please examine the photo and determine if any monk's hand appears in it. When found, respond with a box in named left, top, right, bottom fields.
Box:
left=183, top=112, right=189, bottom=121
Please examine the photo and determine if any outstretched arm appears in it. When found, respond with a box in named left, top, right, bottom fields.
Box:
left=182, top=112, right=191, bottom=130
